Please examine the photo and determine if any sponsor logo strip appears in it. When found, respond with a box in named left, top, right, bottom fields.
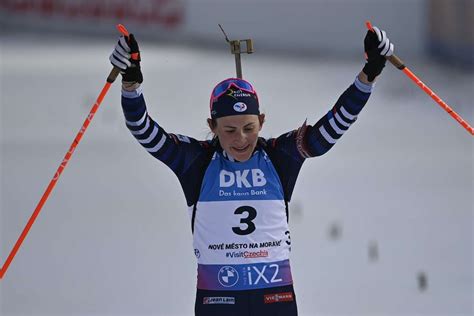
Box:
left=197, top=260, right=293, bottom=291
left=264, top=292, right=294, bottom=304
left=203, top=297, right=235, bottom=305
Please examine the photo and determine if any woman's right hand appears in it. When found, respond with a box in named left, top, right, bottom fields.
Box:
left=109, top=34, right=143, bottom=84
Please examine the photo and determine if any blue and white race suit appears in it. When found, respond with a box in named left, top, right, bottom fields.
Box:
left=120, top=75, right=373, bottom=291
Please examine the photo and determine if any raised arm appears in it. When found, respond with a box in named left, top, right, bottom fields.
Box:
left=109, top=33, right=212, bottom=206
left=300, top=25, right=395, bottom=157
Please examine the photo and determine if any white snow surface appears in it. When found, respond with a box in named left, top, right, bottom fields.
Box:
left=1, top=33, right=473, bottom=316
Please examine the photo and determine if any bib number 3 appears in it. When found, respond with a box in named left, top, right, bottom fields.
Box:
left=232, top=206, right=257, bottom=235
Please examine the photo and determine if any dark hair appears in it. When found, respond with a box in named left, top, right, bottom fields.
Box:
left=209, top=118, right=217, bottom=129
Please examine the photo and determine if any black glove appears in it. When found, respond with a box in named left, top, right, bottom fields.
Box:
left=109, top=34, right=143, bottom=84
left=362, top=26, right=394, bottom=82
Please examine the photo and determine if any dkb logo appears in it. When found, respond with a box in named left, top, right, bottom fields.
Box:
left=219, top=169, right=267, bottom=188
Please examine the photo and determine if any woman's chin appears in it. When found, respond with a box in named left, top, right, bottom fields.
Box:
left=231, top=147, right=252, bottom=161
left=236, top=154, right=251, bottom=162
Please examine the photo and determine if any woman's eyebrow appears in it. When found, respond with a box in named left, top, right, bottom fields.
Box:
left=223, top=122, right=255, bottom=129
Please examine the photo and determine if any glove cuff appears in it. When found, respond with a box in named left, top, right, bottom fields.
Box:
left=122, top=63, right=143, bottom=84
left=122, top=81, right=141, bottom=92
left=362, top=57, right=386, bottom=82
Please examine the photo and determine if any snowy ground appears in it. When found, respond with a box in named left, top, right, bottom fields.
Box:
left=1, top=32, right=473, bottom=316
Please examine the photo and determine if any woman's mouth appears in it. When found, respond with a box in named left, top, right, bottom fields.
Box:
left=232, top=144, right=250, bottom=153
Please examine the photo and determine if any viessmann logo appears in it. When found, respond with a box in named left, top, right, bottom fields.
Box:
left=264, top=292, right=294, bottom=304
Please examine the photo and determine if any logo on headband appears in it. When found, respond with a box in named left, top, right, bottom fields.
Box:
left=233, top=102, right=247, bottom=112
left=227, top=89, right=252, bottom=99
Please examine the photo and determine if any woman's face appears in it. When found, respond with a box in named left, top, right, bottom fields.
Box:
left=209, top=114, right=265, bottom=162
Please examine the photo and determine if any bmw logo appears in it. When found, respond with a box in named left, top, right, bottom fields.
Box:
left=218, top=266, right=239, bottom=287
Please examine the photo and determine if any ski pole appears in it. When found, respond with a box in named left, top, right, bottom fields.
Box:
left=0, top=24, right=130, bottom=279
left=366, top=21, right=474, bottom=136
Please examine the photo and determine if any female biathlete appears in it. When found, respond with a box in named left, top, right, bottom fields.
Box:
left=109, top=25, right=394, bottom=316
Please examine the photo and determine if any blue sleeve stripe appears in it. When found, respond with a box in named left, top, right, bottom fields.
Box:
left=340, top=106, right=357, bottom=121
left=332, top=114, right=348, bottom=130
left=328, top=117, right=345, bottom=135
left=141, top=125, right=163, bottom=145
left=133, top=121, right=156, bottom=141
left=313, top=121, right=333, bottom=149
left=319, top=125, right=338, bottom=144
left=137, top=125, right=159, bottom=144
left=315, top=109, right=356, bottom=147
left=354, top=76, right=374, bottom=93
left=127, top=118, right=147, bottom=133
left=322, top=118, right=340, bottom=139
left=334, top=84, right=370, bottom=115
left=147, top=134, right=167, bottom=153
left=306, top=79, right=374, bottom=156
left=121, top=86, right=143, bottom=98
left=334, top=112, right=351, bottom=127
left=126, top=111, right=147, bottom=127
left=130, top=117, right=150, bottom=135
left=327, top=110, right=348, bottom=131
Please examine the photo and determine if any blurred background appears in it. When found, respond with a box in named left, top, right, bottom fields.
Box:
left=1, top=0, right=473, bottom=315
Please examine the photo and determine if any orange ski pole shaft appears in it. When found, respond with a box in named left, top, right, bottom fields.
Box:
left=0, top=24, right=130, bottom=280
left=366, top=21, right=474, bottom=136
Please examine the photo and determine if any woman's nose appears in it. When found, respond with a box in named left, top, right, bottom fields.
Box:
left=234, top=130, right=246, bottom=142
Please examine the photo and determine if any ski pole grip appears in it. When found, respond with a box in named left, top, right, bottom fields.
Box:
left=365, top=20, right=405, bottom=70
left=107, top=66, right=122, bottom=83
left=387, top=55, right=405, bottom=70
left=106, top=25, right=130, bottom=83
